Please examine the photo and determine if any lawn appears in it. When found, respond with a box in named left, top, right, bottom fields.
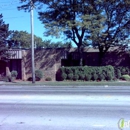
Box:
left=3, top=80, right=130, bottom=86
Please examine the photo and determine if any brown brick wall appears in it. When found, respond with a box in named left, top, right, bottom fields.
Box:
left=21, top=48, right=130, bottom=81
left=21, top=48, right=65, bottom=81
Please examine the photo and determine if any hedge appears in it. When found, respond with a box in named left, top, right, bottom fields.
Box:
left=121, top=75, right=130, bottom=81
left=114, top=67, right=130, bottom=78
left=58, top=65, right=115, bottom=81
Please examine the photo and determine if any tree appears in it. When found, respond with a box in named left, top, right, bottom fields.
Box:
left=40, top=40, right=72, bottom=48
left=10, top=30, right=72, bottom=48
left=18, top=0, right=104, bottom=66
left=9, top=30, right=45, bottom=48
left=89, top=0, right=130, bottom=65
left=18, top=0, right=130, bottom=65
left=0, top=14, right=11, bottom=61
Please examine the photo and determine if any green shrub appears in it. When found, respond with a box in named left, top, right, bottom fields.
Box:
left=102, top=71, right=107, bottom=79
left=125, top=67, right=130, bottom=74
left=35, top=70, right=43, bottom=81
left=45, top=77, right=52, bottom=81
left=106, top=65, right=115, bottom=78
left=85, top=74, right=92, bottom=81
left=11, top=70, right=18, bottom=78
left=73, top=74, right=79, bottom=81
left=106, top=72, right=113, bottom=80
left=58, top=65, right=115, bottom=81
left=68, top=73, right=73, bottom=80
left=121, top=75, right=130, bottom=81
left=114, top=67, right=130, bottom=78
left=71, top=67, right=76, bottom=73
left=116, top=69, right=121, bottom=79
left=122, top=68, right=127, bottom=75
left=61, top=73, right=67, bottom=80
left=61, top=67, right=65, bottom=73
left=65, top=67, right=73, bottom=74
left=98, top=74, right=105, bottom=81
left=92, top=73, right=98, bottom=81
left=79, top=73, right=85, bottom=80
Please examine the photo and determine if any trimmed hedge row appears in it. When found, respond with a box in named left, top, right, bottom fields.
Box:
left=59, top=65, right=115, bottom=81
left=114, top=66, right=130, bottom=79
left=58, top=66, right=130, bottom=81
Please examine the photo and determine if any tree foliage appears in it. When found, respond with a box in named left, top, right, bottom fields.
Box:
left=89, top=0, right=130, bottom=65
left=0, top=14, right=11, bottom=61
left=18, top=0, right=104, bottom=65
left=41, top=40, right=72, bottom=48
left=9, top=30, right=71, bottom=48
left=18, top=0, right=130, bottom=65
left=9, top=30, right=44, bottom=48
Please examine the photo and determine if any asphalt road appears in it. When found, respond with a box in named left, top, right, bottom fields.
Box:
left=0, top=85, right=130, bottom=95
left=0, top=85, right=130, bottom=130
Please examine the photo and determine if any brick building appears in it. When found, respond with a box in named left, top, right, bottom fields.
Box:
left=0, top=47, right=130, bottom=81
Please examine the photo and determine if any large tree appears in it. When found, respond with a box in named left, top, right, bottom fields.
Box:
left=10, top=30, right=71, bottom=48
left=41, top=40, right=72, bottom=48
left=0, top=14, right=11, bottom=61
left=9, top=30, right=45, bottom=48
left=18, top=0, right=130, bottom=65
left=89, top=0, right=130, bottom=65
left=18, top=0, right=104, bottom=65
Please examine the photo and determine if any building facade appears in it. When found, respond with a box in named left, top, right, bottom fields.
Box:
left=0, top=47, right=129, bottom=81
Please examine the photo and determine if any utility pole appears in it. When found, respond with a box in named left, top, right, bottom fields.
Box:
left=30, top=0, right=35, bottom=83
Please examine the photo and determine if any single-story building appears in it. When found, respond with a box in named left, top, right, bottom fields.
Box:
left=0, top=47, right=130, bottom=81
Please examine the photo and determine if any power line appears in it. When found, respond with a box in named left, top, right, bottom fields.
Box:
left=0, top=1, right=19, bottom=8
left=0, top=8, right=17, bottom=11
left=3, top=16, right=27, bottom=19
left=0, top=0, right=18, bottom=4
left=3, top=15, right=38, bottom=19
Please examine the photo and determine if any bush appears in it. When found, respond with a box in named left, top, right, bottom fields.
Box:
left=58, top=65, right=114, bottom=81
left=114, top=66, right=130, bottom=79
left=35, top=70, right=43, bottom=81
left=116, top=69, right=121, bottom=79
left=79, top=73, right=85, bottom=80
left=65, top=67, right=73, bottom=74
left=106, top=72, right=113, bottom=81
left=45, top=77, right=52, bottom=81
left=121, top=75, right=130, bottom=81
left=92, top=73, right=98, bottom=81
left=98, top=74, right=105, bottom=81
left=122, top=68, right=127, bottom=75
left=85, top=74, right=92, bottom=81
left=73, top=74, right=79, bottom=81
left=61, top=73, right=67, bottom=80
left=61, top=67, right=65, bottom=73
left=11, top=70, right=18, bottom=78
left=68, top=73, right=73, bottom=80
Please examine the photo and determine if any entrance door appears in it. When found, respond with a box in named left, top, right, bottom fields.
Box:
left=0, top=60, right=6, bottom=77
left=10, top=59, right=22, bottom=79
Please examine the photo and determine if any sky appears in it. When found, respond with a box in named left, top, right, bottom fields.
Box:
left=0, top=0, right=62, bottom=42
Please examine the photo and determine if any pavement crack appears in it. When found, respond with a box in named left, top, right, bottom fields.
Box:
left=16, top=122, right=25, bottom=124
left=0, top=114, right=10, bottom=125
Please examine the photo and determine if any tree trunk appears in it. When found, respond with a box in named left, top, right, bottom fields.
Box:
left=78, top=46, right=83, bottom=66
left=99, top=51, right=105, bottom=66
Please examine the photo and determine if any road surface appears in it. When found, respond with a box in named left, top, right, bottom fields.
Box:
left=0, top=85, right=130, bottom=130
